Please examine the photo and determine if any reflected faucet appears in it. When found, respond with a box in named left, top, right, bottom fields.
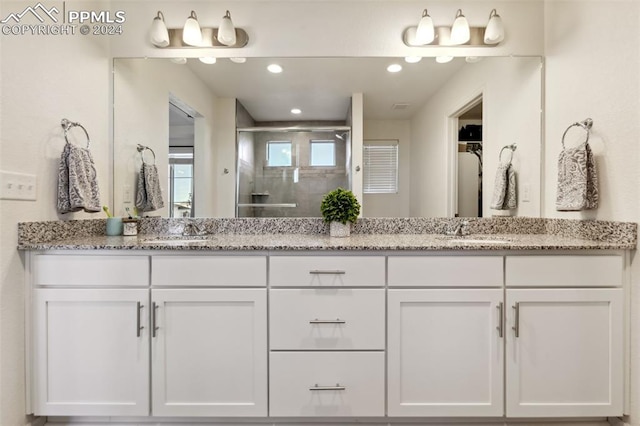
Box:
left=446, top=221, right=470, bottom=237
left=183, top=222, right=206, bottom=236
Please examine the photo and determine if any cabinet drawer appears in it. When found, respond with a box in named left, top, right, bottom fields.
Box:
left=388, top=256, right=503, bottom=287
left=269, top=351, right=384, bottom=417
left=269, top=256, right=385, bottom=287
left=32, top=254, right=149, bottom=287
left=270, top=289, right=385, bottom=350
left=506, top=255, right=623, bottom=287
left=152, top=256, right=266, bottom=286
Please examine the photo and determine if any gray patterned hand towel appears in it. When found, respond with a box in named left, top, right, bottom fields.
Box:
left=556, top=142, right=598, bottom=211
left=135, top=163, right=164, bottom=212
left=490, top=163, right=517, bottom=210
left=57, top=143, right=101, bottom=214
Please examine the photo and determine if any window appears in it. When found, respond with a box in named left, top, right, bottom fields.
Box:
left=310, top=140, right=336, bottom=167
left=168, top=147, right=194, bottom=218
left=363, top=141, right=398, bottom=193
left=266, top=141, right=292, bottom=166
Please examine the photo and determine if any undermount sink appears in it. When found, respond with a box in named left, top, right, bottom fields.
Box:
left=436, top=235, right=514, bottom=245
left=140, top=236, right=212, bottom=244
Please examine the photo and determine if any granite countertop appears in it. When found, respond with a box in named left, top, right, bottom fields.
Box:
left=17, top=217, right=637, bottom=251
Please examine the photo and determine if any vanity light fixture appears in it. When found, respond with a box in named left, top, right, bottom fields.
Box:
left=402, top=8, right=504, bottom=47
left=182, top=11, right=202, bottom=46
left=291, top=108, right=302, bottom=115
left=170, top=58, right=188, bottom=65
left=387, top=63, right=403, bottom=73
left=230, top=57, right=247, bottom=64
left=267, top=64, right=283, bottom=73
left=218, top=10, right=237, bottom=46
left=149, top=10, right=249, bottom=48
left=149, top=11, right=169, bottom=47
left=404, top=56, right=422, bottom=63
left=484, top=9, right=505, bottom=44
left=414, top=9, right=435, bottom=45
left=450, top=9, right=470, bottom=45
left=199, top=57, right=217, bottom=64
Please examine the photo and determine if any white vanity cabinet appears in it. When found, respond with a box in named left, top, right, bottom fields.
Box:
left=30, top=253, right=151, bottom=417
left=151, top=288, right=267, bottom=417
left=268, top=254, right=386, bottom=417
left=504, top=255, right=624, bottom=417
left=32, top=288, right=149, bottom=416
left=387, top=256, right=505, bottom=417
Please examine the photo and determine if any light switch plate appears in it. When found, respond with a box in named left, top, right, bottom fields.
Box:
left=0, top=170, right=37, bottom=201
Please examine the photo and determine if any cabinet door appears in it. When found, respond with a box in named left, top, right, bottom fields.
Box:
left=388, top=289, right=504, bottom=417
left=506, top=289, right=623, bottom=417
left=33, top=289, right=149, bottom=416
left=151, top=289, right=267, bottom=417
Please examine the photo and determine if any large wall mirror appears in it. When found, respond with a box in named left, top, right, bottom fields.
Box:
left=113, top=56, right=542, bottom=219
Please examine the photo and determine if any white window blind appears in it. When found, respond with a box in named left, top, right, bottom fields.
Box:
left=363, top=142, right=398, bottom=193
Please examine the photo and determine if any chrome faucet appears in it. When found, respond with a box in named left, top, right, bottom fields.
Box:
left=446, top=220, right=470, bottom=237
left=182, top=222, right=207, bottom=236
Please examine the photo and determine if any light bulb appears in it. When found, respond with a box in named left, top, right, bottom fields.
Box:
left=435, top=56, right=454, bottom=64
left=450, top=9, right=470, bottom=45
left=415, top=9, right=435, bottom=45
left=183, top=10, right=202, bottom=46
left=291, top=108, right=302, bottom=115
left=387, top=64, right=402, bottom=73
left=484, top=9, right=505, bottom=44
left=404, top=56, right=422, bottom=64
left=218, top=10, right=237, bottom=46
left=149, top=11, right=169, bottom=47
left=267, top=64, right=283, bottom=73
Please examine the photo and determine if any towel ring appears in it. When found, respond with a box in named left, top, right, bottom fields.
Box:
left=561, top=118, right=593, bottom=149
left=499, top=143, right=517, bottom=164
left=137, top=144, right=156, bottom=165
left=61, top=119, right=90, bottom=149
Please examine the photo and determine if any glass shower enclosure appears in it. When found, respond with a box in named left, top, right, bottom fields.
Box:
left=236, top=126, right=352, bottom=217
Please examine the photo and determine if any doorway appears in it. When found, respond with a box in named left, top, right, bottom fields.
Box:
left=451, top=95, right=483, bottom=218
left=168, top=101, right=195, bottom=218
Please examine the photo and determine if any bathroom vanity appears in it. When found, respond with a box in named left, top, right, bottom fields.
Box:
left=19, top=218, right=635, bottom=424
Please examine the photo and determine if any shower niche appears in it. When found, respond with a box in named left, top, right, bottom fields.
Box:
left=236, top=126, right=352, bottom=218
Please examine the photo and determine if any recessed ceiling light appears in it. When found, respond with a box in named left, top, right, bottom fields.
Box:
left=435, top=56, right=454, bottom=64
left=291, top=108, right=302, bottom=115
left=230, top=57, right=247, bottom=64
left=387, top=63, right=402, bottom=73
left=267, top=64, right=283, bottom=73
left=199, top=57, right=217, bottom=64
left=404, top=56, right=422, bottom=64
left=170, top=58, right=187, bottom=65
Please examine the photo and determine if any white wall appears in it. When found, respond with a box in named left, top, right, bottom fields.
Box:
left=363, top=120, right=411, bottom=217
left=113, top=58, right=220, bottom=217
left=543, top=2, right=640, bottom=425
left=409, top=57, right=542, bottom=218
left=0, top=2, right=112, bottom=424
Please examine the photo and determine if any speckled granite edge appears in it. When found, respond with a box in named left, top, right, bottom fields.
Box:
left=17, top=217, right=637, bottom=247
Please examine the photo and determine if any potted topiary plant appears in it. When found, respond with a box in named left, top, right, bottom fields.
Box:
left=320, top=187, right=361, bottom=237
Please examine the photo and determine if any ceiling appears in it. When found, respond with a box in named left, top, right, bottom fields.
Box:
left=184, top=57, right=467, bottom=122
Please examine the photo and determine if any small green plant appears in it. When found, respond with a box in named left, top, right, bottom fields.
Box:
left=320, top=188, right=361, bottom=225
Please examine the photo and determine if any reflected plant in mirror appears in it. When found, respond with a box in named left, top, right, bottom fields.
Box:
left=113, top=56, right=542, bottom=219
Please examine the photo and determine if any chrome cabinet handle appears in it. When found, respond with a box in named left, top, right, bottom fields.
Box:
left=152, top=302, right=159, bottom=338
left=497, top=302, right=504, bottom=338
left=136, top=302, right=144, bottom=337
left=309, top=270, right=346, bottom=275
left=309, top=383, right=346, bottom=391
left=512, top=302, right=520, bottom=338
left=309, top=319, right=346, bottom=324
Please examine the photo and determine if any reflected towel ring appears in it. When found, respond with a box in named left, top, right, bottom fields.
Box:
left=136, top=144, right=156, bottom=165
left=61, top=118, right=91, bottom=149
left=499, top=143, right=517, bottom=164
left=561, top=118, right=593, bottom=149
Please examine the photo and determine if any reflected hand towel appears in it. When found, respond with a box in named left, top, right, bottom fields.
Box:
left=490, top=163, right=516, bottom=210
left=135, top=163, right=164, bottom=212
